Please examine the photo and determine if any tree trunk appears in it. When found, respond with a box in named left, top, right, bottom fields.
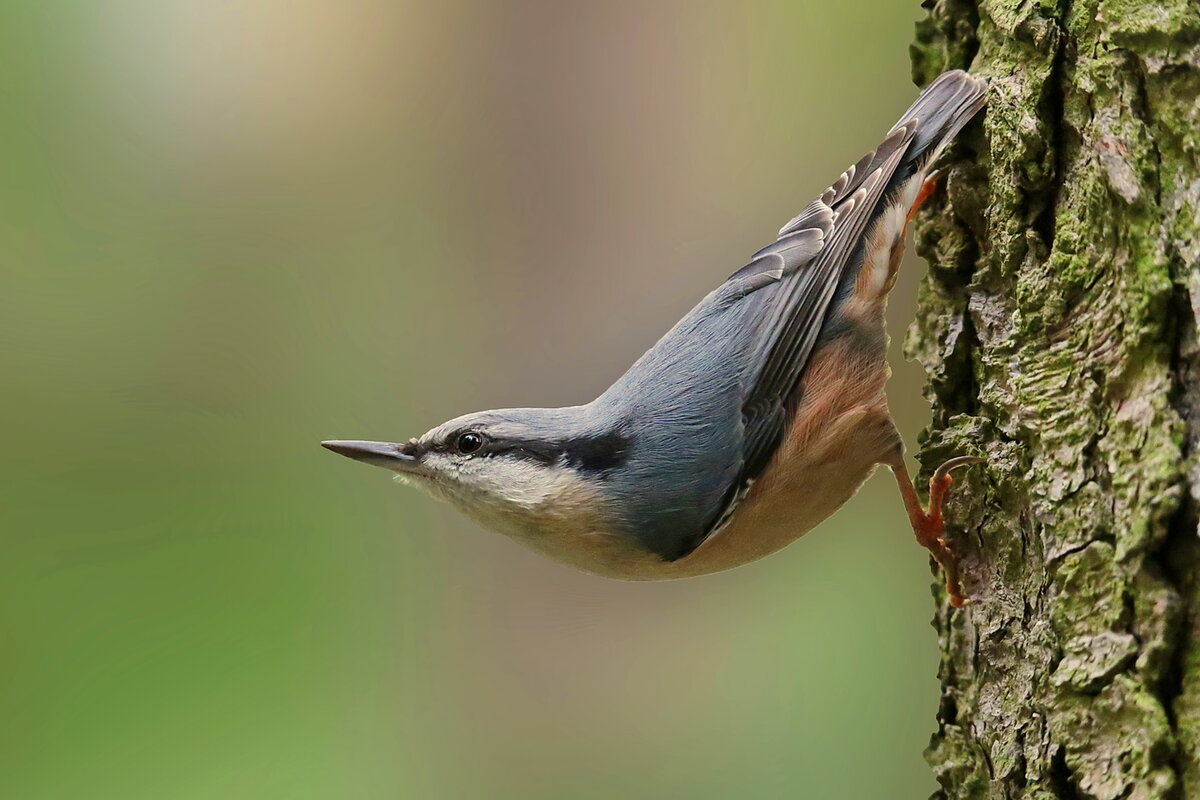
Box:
left=908, top=1, right=1200, bottom=798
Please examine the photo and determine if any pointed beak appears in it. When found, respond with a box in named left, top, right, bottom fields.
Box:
left=321, top=440, right=423, bottom=473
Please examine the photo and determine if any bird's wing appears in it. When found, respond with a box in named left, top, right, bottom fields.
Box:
left=690, top=131, right=913, bottom=541
left=679, top=71, right=987, bottom=554
left=731, top=126, right=913, bottom=491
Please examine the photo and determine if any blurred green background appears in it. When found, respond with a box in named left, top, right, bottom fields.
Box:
left=0, top=2, right=946, bottom=797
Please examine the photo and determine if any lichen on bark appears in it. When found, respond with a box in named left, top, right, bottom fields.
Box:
left=908, top=0, right=1200, bottom=798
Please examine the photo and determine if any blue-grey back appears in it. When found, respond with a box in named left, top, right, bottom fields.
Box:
left=589, top=283, right=773, bottom=560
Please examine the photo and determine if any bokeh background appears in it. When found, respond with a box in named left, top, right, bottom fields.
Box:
left=1, top=2, right=948, bottom=797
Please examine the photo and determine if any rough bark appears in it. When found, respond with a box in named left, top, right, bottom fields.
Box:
left=908, top=1, right=1200, bottom=798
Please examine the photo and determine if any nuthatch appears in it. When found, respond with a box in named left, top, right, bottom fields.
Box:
left=324, top=71, right=987, bottom=606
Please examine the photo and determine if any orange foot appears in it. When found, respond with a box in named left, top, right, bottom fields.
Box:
left=891, top=454, right=984, bottom=607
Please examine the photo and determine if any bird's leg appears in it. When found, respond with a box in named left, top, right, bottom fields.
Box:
left=903, top=169, right=941, bottom=235
left=888, top=454, right=983, bottom=607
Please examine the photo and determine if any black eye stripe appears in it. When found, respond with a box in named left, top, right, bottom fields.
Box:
left=434, top=430, right=630, bottom=471
left=560, top=433, right=630, bottom=472
left=459, top=433, right=629, bottom=472
left=487, top=443, right=559, bottom=465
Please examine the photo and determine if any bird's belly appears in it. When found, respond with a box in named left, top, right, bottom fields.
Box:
left=520, top=445, right=879, bottom=581
left=510, top=406, right=892, bottom=582
left=663, top=422, right=885, bottom=579
left=664, top=322, right=900, bottom=579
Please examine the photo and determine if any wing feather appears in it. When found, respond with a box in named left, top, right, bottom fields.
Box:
left=670, top=71, right=987, bottom=558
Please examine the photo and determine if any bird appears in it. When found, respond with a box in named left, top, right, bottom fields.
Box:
left=323, top=70, right=988, bottom=606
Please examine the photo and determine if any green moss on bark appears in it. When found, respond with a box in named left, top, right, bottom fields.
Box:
left=910, top=0, right=1200, bottom=797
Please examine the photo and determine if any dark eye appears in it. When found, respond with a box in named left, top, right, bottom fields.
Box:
left=454, top=431, right=485, bottom=455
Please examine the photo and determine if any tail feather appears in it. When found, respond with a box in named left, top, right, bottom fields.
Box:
left=890, top=70, right=988, bottom=166
left=854, top=71, right=987, bottom=303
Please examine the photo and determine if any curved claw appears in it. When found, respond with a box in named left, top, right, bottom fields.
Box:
left=889, top=454, right=985, bottom=608
left=928, top=455, right=984, bottom=607
left=932, top=455, right=986, bottom=483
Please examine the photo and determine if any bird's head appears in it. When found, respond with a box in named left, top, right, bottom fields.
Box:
left=322, top=407, right=630, bottom=537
